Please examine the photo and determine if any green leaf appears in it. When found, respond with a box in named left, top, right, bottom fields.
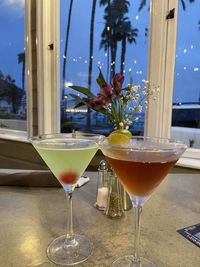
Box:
left=69, top=93, right=84, bottom=102
left=96, top=68, right=106, bottom=87
left=74, top=102, right=86, bottom=108
left=121, top=86, right=130, bottom=91
left=69, top=86, right=94, bottom=97
left=69, top=94, right=89, bottom=109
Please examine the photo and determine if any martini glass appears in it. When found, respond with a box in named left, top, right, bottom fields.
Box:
left=30, top=133, right=102, bottom=265
left=101, top=136, right=187, bottom=267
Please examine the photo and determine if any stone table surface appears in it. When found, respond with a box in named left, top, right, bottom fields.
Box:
left=0, top=172, right=200, bottom=267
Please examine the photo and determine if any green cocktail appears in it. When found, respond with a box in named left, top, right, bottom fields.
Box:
left=30, top=134, right=101, bottom=266
left=34, top=141, right=97, bottom=188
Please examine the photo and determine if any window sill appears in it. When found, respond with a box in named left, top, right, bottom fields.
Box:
left=176, top=148, right=200, bottom=170
left=0, top=130, right=199, bottom=170
left=0, top=129, right=28, bottom=143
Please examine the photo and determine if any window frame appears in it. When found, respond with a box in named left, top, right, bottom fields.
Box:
left=0, top=0, right=199, bottom=169
left=26, top=0, right=60, bottom=137
left=145, top=0, right=200, bottom=168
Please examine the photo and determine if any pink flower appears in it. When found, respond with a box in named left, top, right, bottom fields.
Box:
left=111, top=73, right=124, bottom=93
left=99, top=83, right=112, bottom=98
left=99, top=83, right=115, bottom=102
left=89, top=95, right=110, bottom=110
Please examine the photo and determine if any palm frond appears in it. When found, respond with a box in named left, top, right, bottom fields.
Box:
left=138, top=0, right=147, bottom=12
left=180, top=0, right=186, bottom=10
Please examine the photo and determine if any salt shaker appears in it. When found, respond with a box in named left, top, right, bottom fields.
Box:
left=104, top=170, right=124, bottom=219
left=94, top=160, right=109, bottom=211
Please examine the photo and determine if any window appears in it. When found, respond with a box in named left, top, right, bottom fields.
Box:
left=0, top=0, right=26, bottom=132
left=60, top=0, right=150, bottom=135
left=2, top=1, right=198, bottom=168
left=171, top=0, right=200, bottom=149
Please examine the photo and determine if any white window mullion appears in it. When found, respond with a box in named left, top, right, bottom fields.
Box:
left=36, top=0, right=60, bottom=135
left=25, top=0, right=33, bottom=137
left=145, top=0, right=178, bottom=138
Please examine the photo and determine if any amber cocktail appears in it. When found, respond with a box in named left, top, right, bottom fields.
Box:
left=101, top=136, right=187, bottom=267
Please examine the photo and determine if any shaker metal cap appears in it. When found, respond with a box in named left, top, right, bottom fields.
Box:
left=98, top=160, right=108, bottom=171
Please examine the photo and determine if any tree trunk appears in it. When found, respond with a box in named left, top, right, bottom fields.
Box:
left=110, top=40, right=117, bottom=79
left=87, top=0, right=97, bottom=129
left=62, top=0, right=74, bottom=121
left=120, top=37, right=126, bottom=75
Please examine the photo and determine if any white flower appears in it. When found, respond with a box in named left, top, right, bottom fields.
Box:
left=119, top=122, right=124, bottom=127
left=131, top=85, right=140, bottom=92
left=134, top=117, right=139, bottom=122
left=137, top=105, right=142, bottom=113
left=142, top=79, right=149, bottom=84
left=142, top=90, right=147, bottom=96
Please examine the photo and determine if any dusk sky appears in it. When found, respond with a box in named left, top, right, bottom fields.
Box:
left=0, top=0, right=199, bottom=103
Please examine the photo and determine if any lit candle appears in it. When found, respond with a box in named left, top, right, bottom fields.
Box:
left=96, top=187, right=108, bottom=208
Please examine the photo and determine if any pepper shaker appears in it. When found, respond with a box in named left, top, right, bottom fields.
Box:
left=104, top=170, right=124, bottom=219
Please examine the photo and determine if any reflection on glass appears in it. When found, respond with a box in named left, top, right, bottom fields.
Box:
left=0, top=1, right=26, bottom=131
left=60, top=0, right=150, bottom=135
left=172, top=1, right=200, bottom=148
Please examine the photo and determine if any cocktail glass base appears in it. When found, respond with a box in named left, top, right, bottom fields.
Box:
left=47, top=234, right=93, bottom=266
left=111, top=255, right=157, bottom=267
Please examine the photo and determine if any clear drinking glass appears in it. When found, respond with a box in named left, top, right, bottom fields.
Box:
left=30, top=133, right=102, bottom=265
left=101, top=136, right=187, bottom=267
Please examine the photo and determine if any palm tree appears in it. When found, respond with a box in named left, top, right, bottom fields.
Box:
left=100, top=0, right=133, bottom=79
left=100, top=0, right=111, bottom=82
left=18, top=52, right=25, bottom=92
left=115, top=19, right=138, bottom=75
left=87, top=0, right=97, bottom=129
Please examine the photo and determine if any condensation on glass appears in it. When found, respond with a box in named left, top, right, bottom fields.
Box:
left=172, top=0, right=200, bottom=148
left=60, top=0, right=150, bottom=135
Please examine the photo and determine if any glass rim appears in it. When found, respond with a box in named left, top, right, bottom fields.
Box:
left=101, top=135, right=187, bottom=152
left=29, top=132, right=105, bottom=145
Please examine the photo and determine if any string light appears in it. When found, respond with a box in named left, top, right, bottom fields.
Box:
left=65, top=82, right=73, bottom=88
left=65, top=108, right=87, bottom=113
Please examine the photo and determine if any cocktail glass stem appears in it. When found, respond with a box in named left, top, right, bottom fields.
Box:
left=65, top=191, right=75, bottom=243
left=133, top=204, right=142, bottom=264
